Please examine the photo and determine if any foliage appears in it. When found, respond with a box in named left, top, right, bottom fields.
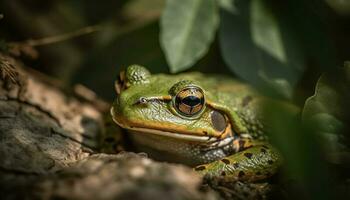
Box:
left=160, top=0, right=339, bottom=99
left=303, top=63, right=350, bottom=163
left=160, top=0, right=218, bottom=73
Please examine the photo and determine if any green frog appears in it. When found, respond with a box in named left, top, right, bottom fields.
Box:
left=110, top=65, right=282, bottom=182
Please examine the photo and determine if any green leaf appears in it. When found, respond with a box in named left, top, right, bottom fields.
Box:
left=219, top=0, right=304, bottom=99
left=302, top=63, right=350, bottom=162
left=160, top=0, right=219, bottom=73
left=251, top=0, right=286, bottom=64
left=264, top=102, right=332, bottom=199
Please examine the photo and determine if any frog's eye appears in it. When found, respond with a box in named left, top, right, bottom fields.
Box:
left=174, top=86, right=205, bottom=117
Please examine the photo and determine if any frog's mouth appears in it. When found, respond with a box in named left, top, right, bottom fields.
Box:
left=111, top=107, right=231, bottom=143
left=119, top=124, right=218, bottom=142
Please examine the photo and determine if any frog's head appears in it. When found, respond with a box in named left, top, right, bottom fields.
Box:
left=111, top=65, right=233, bottom=143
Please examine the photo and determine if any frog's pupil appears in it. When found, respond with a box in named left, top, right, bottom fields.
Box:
left=174, top=86, right=205, bottom=117
left=182, top=96, right=200, bottom=106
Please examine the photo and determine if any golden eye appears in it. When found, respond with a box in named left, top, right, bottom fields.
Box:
left=174, top=86, right=205, bottom=117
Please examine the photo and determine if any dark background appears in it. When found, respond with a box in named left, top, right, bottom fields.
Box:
left=1, top=1, right=350, bottom=199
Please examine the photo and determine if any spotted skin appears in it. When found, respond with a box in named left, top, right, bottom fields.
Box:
left=195, top=143, right=281, bottom=182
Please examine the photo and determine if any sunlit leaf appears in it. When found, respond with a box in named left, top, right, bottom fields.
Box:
left=160, top=0, right=219, bottom=73
left=219, top=0, right=304, bottom=99
left=302, top=62, right=350, bottom=162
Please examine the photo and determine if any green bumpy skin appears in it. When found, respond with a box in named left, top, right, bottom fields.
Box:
left=195, top=144, right=281, bottom=182
left=110, top=65, right=283, bottom=182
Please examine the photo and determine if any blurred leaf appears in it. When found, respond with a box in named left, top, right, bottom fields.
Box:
left=123, top=0, right=164, bottom=17
left=326, top=0, right=350, bottom=16
left=219, top=0, right=304, bottom=99
left=302, top=62, right=350, bottom=162
left=160, top=0, right=219, bottom=73
left=283, top=0, right=337, bottom=72
left=251, top=0, right=286, bottom=64
left=218, top=0, right=237, bottom=13
left=264, top=101, right=332, bottom=200
left=93, top=0, right=164, bottom=47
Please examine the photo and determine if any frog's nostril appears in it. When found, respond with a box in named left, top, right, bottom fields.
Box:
left=133, top=97, right=148, bottom=105
left=210, top=111, right=227, bottom=132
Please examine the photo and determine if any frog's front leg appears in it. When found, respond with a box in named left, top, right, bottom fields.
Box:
left=194, top=144, right=282, bottom=182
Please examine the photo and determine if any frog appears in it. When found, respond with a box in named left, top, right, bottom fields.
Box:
left=110, top=64, right=282, bottom=182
